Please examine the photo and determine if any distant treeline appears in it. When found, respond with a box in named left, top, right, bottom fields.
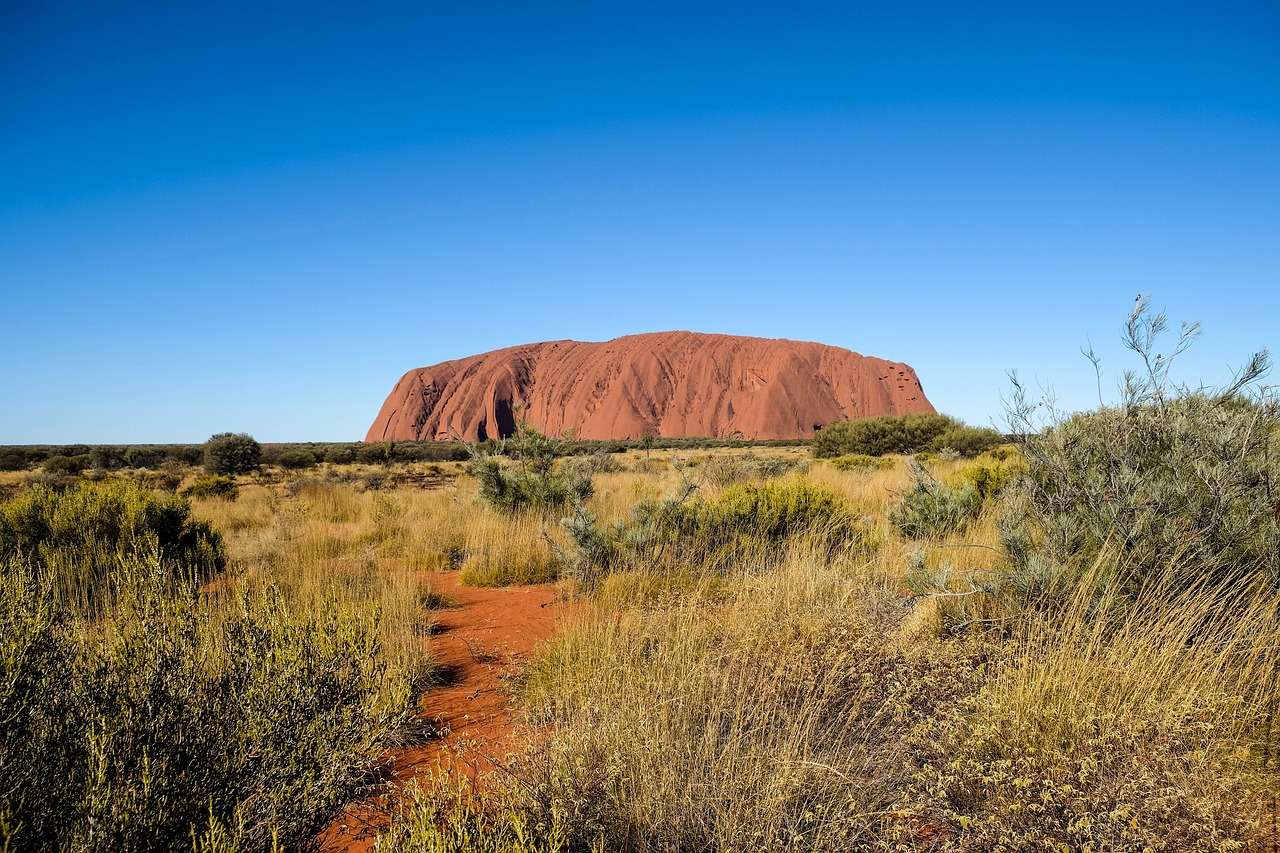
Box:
left=0, top=436, right=813, bottom=473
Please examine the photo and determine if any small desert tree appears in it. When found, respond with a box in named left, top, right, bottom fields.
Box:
left=204, top=432, right=262, bottom=475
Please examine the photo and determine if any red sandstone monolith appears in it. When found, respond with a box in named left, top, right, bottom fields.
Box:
left=366, top=332, right=934, bottom=442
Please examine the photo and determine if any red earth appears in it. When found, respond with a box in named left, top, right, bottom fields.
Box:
left=317, top=571, right=563, bottom=852
left=367, top=331, right=934, bottom=443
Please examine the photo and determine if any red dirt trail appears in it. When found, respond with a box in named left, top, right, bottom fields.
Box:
left=317, top=571, right=562, bottom=852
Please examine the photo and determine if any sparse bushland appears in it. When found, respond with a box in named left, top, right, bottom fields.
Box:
left=8, top=299, right=1280, bottom=851
left=0, top=478, right=226, bottom=612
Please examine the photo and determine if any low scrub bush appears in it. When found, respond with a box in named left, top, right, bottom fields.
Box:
left=470, top=424, right=592, bottom=514
left=0, top=479, right=225, bottom=610
left=924, top=425, right=1004, bottom=458
left=0, top=557, right=412, bottom=853
left=812, top=413, right=959, bottom=458
left=278, top=448, right=318, bottom=469
left=184, top=473, right=240, bottom=501
left=889, top=460, right=982, bottom=540
left=559, top=478, right=869, bottom=583
left=829, top=454, right=895, bottom=472
left=43, top=453, right=90, bottom=475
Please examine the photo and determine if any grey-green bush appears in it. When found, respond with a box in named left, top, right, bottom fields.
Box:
left=469, top=424, right=592, bottom=514
left=1001, top=297, right=1279, bottom=600
left=890, top=460, right=983, bottom=539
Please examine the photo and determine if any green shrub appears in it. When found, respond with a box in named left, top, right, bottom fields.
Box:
left=324, top=444, right=358, bottom=464
left=829, top=454, right=895, bottom=472
left=890, top=460, right=982, bottom=539
left=0, top=557, right=411, bottom=853
left=812, top=413, right=960, bottom=458
left=0, top=450, right=28, bottom=471
left=184, top=474, right=240, bottom=501
left=204, top=432, right=261, bottom=475
left=469, top=424, right=592, bottom=514
left=924, top=425, right=1004, bottom=458
left=0, top=480, right=226, bottom=611
left=278, top=448, right=318, bottom=469
left=561, top=479, right=868, bottom=583
left=43, top=454, right=90, bottom=475
left=948, top=450, right=1025, bottom=503
left=357, top=441, right=393, bottom=465
left=122, top=446, right=166, bottom=469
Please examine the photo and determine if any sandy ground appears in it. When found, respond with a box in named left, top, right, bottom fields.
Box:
left=317, top=571, right=562, bottom=852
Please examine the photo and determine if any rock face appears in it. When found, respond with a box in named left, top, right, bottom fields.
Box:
left=366, top=332, right=934, bottom=442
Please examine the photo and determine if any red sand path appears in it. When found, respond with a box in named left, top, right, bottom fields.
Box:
left=318, top=571, right=562, bottom=852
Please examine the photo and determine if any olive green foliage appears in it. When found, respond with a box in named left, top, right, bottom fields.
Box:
left=1001, top=297, right=1279, bottom=598
left=829, top=454, right=895, bottom=472
left=204, top=433, right=262, bottom=475
left=560, top=478, right=866, bottom=583
left=889, top=460, right=982, bottom=540
left=949, top=448, right=1025, bottom=503
left=184, top=474, right=241, bottom=501
left=0, top=480, right=226, bottom=609
left=925, top=425, right=1004, bottom=458
left=469, top=424, right=592, bottom=514
left=278, top=448, right=318, bottom=469
left=43, top=453, right=91, bottom=474
left=324, top=444, right=358, bottom=464
left=812, top=413, right=960, bottom=458
left=0, top=557, right=410, bottom=853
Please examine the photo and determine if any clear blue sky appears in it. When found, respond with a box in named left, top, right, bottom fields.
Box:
left=2, top=1, right=1277, bottom=443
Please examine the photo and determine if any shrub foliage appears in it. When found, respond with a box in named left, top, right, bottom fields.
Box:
left=0, top=480, right=226, bottom=609
left=0, top=558, right=409, bottom=852
left=1001, top=297, right=1279, bottom=598
left=204, top=432, right=262, bottom=475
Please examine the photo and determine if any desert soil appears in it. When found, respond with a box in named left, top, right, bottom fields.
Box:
left=317, top=570, right=562, bottom=852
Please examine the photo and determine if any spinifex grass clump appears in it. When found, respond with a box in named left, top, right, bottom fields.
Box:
left=904, top=568, right=1280, bottom=849
left=512, top=552, right=992, bottom=853
left=0, top=479, right=225, bottom=611
left=1001, top=297, right=1280, bottom=602
left=0, top=556, right=411, bottom=853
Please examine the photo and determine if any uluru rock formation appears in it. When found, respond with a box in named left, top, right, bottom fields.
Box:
left=366, top=332, right=934, bottom=442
